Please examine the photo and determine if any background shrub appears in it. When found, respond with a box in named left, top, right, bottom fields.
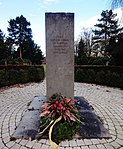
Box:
left=75, top=65, right=123, bottom=88
left=105, top=72, right=120, bottom=87
left=28, top=67, right=44, bottom=82
left=87, top=57, right=109, bottom=65
left=86, top=69, right=96, bottom=83
left=75, top=69, right=87, bottom=82
left=120, top=74, right=123, bottom=88
left=76, top=57, right=88, bottom=65
left=0, top=65, right=45, bottom=87
left=19, top=69, right=29, bottom=83
left=8, top=69, right=20, bottom=85
left=28, top=67, right=38, bottom=82
left=96, top=71, right=106, bottom=85
left=0, top=69, right=8, bottom=87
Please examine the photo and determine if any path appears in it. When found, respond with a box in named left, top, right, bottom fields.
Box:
left=0, top=80, right=123, bottom=149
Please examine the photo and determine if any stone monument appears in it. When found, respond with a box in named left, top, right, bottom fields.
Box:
left=10, top=13, right=110, bottom=142
left=45, top=13, right=74, bottom=99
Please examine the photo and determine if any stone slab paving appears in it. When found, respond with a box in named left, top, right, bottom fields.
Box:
left=0, top=79, right=123, bottom=149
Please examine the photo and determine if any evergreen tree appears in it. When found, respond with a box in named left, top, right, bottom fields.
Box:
left=0, top=29, right=5, bottom=62
left=22, top=39, right=44, bottom=65
left=7, top=15, right=44, bottom=64
left=0, top=29, right=4, bottom=40
left=78, top=38, right=86, bottom=58
left=106, top=33, right=123, bottom=66
left=111, top=0, right=123, bottom=8
left=76, top=38, right=88, bottom=65
left=0, top=29, right=10, bottom=64
left=93, top=10, right=122, bottom=52
left=7, top=15, right=32, bottom=59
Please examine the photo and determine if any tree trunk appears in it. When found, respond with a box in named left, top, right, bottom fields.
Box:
left=19, top=48, right=22, bottom=59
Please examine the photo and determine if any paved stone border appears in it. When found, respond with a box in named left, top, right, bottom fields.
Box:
left=0, top=80, right=123, bottom=149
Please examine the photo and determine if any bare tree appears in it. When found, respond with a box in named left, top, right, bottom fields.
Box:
left=80, top=28, right=93, bottom=56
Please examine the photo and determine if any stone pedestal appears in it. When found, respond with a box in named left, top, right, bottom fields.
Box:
left=45, top=13, right=74, bottom=99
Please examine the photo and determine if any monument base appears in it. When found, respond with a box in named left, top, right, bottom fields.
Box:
left=10, top=96, right=110, bottom=141
left=74, top=97, right=111, bottom=139
left=10, top=96, right=46, bottom=141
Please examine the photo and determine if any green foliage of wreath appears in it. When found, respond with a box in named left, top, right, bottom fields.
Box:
left=40, top=116, right=80, bottom=143
left=53, top=118, right=80, bottom=143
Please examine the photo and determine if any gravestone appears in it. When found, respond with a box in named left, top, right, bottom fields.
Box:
left=45, top=13, right=74, bottom=99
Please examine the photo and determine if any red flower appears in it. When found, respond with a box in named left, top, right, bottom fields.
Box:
left=64, top=98, right=71, bottom=103
left=63, top=107, right=66, bottom=111
left=40, top=94, right=79, bottom=122
left=69, top=99, right=76, bottom=105
left=40, top=110, right=50, bottom=117
left=53, top=104, right=57, bottom=108
left=55, top=100, right=59, bottom=104
left=58, top=103, right=62, bottom=107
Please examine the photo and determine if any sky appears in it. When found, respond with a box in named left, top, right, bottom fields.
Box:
left=0, top=0, right=122, bottom=55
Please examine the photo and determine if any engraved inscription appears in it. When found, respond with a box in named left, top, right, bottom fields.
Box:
left=51, top=35, right=69, bottom=54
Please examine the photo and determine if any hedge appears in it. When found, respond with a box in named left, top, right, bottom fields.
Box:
left=1, top=64, right=122, bottom=89
left=75, top=65, right=123, bottom=88
left=0, top=65, right=45, bottom=87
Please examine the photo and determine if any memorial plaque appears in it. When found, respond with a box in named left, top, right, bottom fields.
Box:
left=46, top=13, right=74, bottom=99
